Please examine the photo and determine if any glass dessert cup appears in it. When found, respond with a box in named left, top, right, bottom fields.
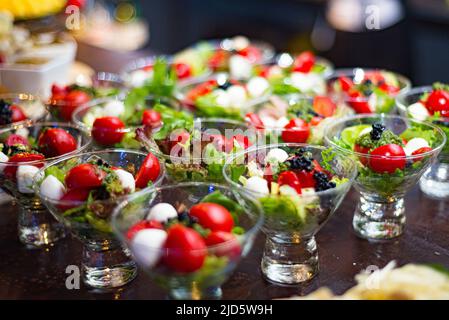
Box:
left=396, top=86, right=449, bottom=199
left=72, top=95, right=181, bottom=150
left=324, top=114, right=446, bottom=240
left=0, top=122, right=91, bottom=248
left=223, top=143, right=357, bottom=284
left=243, top=94, right=353, bottom=145
left=34, top=149, right=165, bottom=289
left=111, top=182, right=263, bottom=300
left=0, top=93, right=48, bottom=129
left=326, top=68, right=411, bottom=114
left=139, top=117, right=260, bottom=182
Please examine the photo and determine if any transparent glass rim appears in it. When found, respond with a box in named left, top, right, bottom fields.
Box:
left=323, top=114, right=447, bottom=160
left=0, top=93, right=47, bottom=128
left=33, top=148, right=165, bottom=207
left=0, top=121, right=92, bottom=166
left=120, top=54, right=173, bottom=75
left=111, top=181, right=264, bottom=254
left=223, top=142, right=357, bottom=198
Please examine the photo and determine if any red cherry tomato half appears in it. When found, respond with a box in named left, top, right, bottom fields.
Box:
left=208, top=50, right=227, bottom=70
left=294, top=170, right=315, bottom=188
left=126, top=220, right=164, bottom=240
left=277, top=171, right=302, bottom=194
left=51, top=84, right=68, bottom=96
left=245, top=112, right=264, bottom=129
left=379, top=83, right=400, bottom=95
left=173, top=62, right=192, bottom=80
left=189, top=202, right=234, bottom=232
left=5, top=134, right=29, bottom=147
left=92, top=116, right=125, bottom=146
left=281, top=118, right=310, bottom=143
left=313, top=96, right=336, bottom=118
left=338, top=76, right=354, bottom=92
left=135, top=152, right=161, bottom=188
left=163, top=224, right=207, bottom=273
left=65, top=163, right=106, bottom=190
left=425, top=89, right=449, bottom=117
left=60, top=90, right=91, bottom=122
left=369, top=144, right=406, bottom=174
left=309, top=116, right=323, bottom=127
left=347, top=91, right=373, bottom=114
left=58, top=188, right=90, bottom=211
left=186, top=80, right=218, bottom=102
left=205, top=231, right=241, bottom=259
left=38, top=128, right=77, bottom=158
left=292, top=51, right=315, bottom=73
left=354, top=144, right=370, bottom=166
left=411, top=146, right=433, bottom=162
left=3, top=153, right=45, bottom=180
left=142, top=109, right=162, bottom=128
left=10, top=105, right=27, bottom=123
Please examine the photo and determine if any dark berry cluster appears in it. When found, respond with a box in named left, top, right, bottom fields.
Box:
left=217, top=81, right=232, bottom=90
left=288, top=155, right=313, bottom=171
left=95, top=158, right=110, bottom=168
left=0, top=100, right=12, bottom=125
left=370, top=123, right=386, bottom=140
left=314, top=171, right=336, bottom=191
left=2, top=144, right=29, bottom=156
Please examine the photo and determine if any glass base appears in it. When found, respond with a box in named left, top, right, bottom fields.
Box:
left=82, top=241, right=137, bottom=289
left=261, top=236, right=318, bottom=284
left=17, top=200, right=66, bottom=248
left=353, top=195, right=405, bottom=240
left=169, top=286, right=223, bottom=300
left=419, top=163, right=449, bottom=199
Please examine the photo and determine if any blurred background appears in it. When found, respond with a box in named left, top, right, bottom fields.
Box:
left=77, top=0, right=448, bottom=86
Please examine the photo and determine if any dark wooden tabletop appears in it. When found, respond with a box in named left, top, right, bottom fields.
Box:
left=1, top=186, right=448, bottom=300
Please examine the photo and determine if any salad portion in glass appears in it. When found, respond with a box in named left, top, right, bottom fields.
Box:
left=138, top=112, right=257, bottom=182
left=0, top=122, right=91, bottom=247
left=174, top=35, right=274, bottom=80
left=112, top=182, right=263, bottom=299
left=0, top=93, right=47, bottom=128
left=47, top=72, right=125, bottom=122
left=223, top=144, right=356, bottom=284
left=396, top=83, right=449, bottom=199
left=252, top=51, right=333, bottom=96
left=325, top=115, right=445, bottom=240
left=244, top=94, right=352, bottom=145
left=177, top=73, right=270, bottom=120
left=327, top=68, right=411, bottom=114
left=34, top=149, right=165, bottom=288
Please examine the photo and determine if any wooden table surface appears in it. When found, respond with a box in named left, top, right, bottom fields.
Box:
left=1, top=186, right=448, bottom=300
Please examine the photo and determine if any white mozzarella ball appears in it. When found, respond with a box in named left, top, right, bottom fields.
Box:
left=114, top=169, right=135, bottom=193
left=247, top=77, right=270, bottom=98
left=15, top=128, right=29, bottom=138
left=229, top=55, right=252, bottom=80
left=103, top=100, right=125, bottom=118
left=214, top=89, right=230, bottom=107
left=147, top=203, right=178, bottom=223
left=275, top=117, right=290, bottom=128
left=128, top=70, right=152, bottom=88
left=226, top=85, right=248, bottom=107
left=265, top=148, right=289, bottom=164
left=40, top=175, right=66, bottom=200
left=245, top=176, right=269, bottom=195
left=131, top=229, right=167, bottom=268
left=404, top=138, right=430, bottom=156
left=408, top=102, right=430, bottom=121
left=290, top=72, right=314, bottom=93
left=17, top=165, right=40, bottom=194
left=359, top=127, right=373, bottom=137
left=0, top=151, right=9, bottom=173
left=232, top=36, right=250, bottom=51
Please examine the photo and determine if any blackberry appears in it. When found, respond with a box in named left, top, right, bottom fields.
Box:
left=0, top=100, right=12, bottom=125
left=95, top=159, right=110, bottom=168
left=370, top=123, right=386, bottom=141
left=217, top=81, right=232, bottom=90
left=288, top=156, right=313, bottom=171
left=294, top=148, right=306, bottom=156
left=313, top=171, right=336, bottom=191
left=178, top=211, right=190, bottom=222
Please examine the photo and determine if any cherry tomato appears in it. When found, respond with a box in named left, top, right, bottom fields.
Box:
left=411, top=146, right=433, bottom=162
left=258, top=66, right=271, bottom=78
left=354, top=144, right=370, bottom=165
left=238, top=45, right=262, bottom=63
left=205, top=231, right=241, bottom=259
left=189, top=202, right=234, bottom=232
left=277, top=171, right=302, bottom=194
left=339, top=76, right=354, bottom=92
left=186, top=80, right=217, bottom=102
left=364, top=71, right=385, bottom=84
left=294, top=170, right=315, bottom=188
left=245, top=112, right=264, bottom=129
left=142, top=109, right=161, bottom=128
left=60, top=90, right=90, bottom=121
left=51, top=84, right=68, bottom=96
left=232, top=134, right=252, bottom=149
left=65, top=163, right=106, bottom=190
left=3, top=153, right=45, bottom=180
left=281, top=118, right=310, bottom=143
left=208, top=50, right=228, bottom=70
left=66, top=0, right=86, bottom=8
left=313, top=96, right=336, bottom=117
left=5, top=134, right=29, bottom=147
left=425, top=90, right=449, bottom=117
left=126, top=220, right=164, bottom=240
left=292, top=51, right=315, bottom=73
left=347, top=91, right=373, bottom=114
left=10, top=105, right=27, bottom=123
left=379, top=83, right=400, bottom=95
left=58, top=188, right=90, bottom=211
left=163, top=224, right=207, bottom=273
left=135, top=152, right=161, bottom=188
left=309, top=116, right=323, bottom=126
left=38, top=128, right=77, bottom=158
left=173, top=63, right=192, bottom=80
left=369, top=144, right=406, bottom=174
left=92, top=116, right=125, bottom=146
